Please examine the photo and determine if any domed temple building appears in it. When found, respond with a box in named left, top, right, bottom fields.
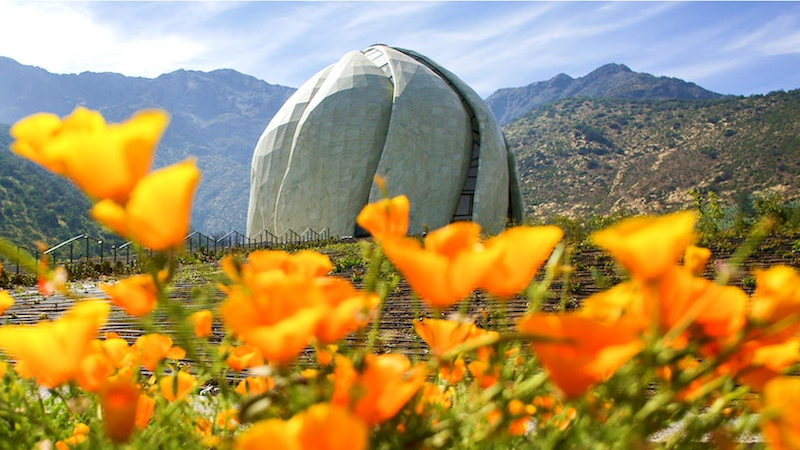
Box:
left=246, top=44, right=524, bottom=238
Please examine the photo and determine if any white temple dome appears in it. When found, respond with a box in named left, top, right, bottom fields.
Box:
left=246, top=45, right=524, bottom=238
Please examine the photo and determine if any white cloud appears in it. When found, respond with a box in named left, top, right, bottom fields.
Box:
left=0, top=1, right=207, bottom=77
left=1, top=1, right=798, bottom=97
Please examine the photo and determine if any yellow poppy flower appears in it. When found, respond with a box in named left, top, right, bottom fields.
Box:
left=590, top=211, right=697, bottom=280
left=11, top=107, right=168, bottom=203
left=0, top=300, right=109, bottom=388
left=380, top=222, right=498, bottom=309
left=356, top=195, right=410, bottom=241
left=8, top=112, right=65, bottom=173
left=479, top=225, right=563, bottom=297
left=91, top=158, right=200, bottom=251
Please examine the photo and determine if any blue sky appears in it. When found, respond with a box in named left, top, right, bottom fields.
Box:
left=1, top=1, right=799, bottom=98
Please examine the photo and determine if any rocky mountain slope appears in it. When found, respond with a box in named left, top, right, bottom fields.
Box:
left=503, top=90, right=800, bottom=221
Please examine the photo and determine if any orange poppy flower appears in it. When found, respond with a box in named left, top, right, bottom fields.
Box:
left=102, top=335, right=136, bottom=370
left=76, top=349, right=114, bottom=392
left=189, top=310, right=213, bottom=338
left=220, top=249, right=372, bottom=364
left=414, top=318, right=476, bottom=358
left=159, top=370, right=197, bottom=402
left=761, top=376, right=800, bottom=450
left=683, top=245, right=712, bottom=276
left=101, top=273, right=160, bottom=317
left=380, top=222, right=498, bottom=309
left=134, top=333, right=185, bottom=371
left=656, top=267, right=747, bottom=342
left=749, top=265, right=800, bottom=328
left=221, top=250, right=331, bottom=287
left=11, top=108, right=168, bottom=203
left=315, top=344, right=338, bottom=366
left=517, top=313, right=642, bottom=398
left=315, top=278, right=379, bottom=344
left=221, top=292, right=325, bottom=365
left=220, top=269, right=327, bottom=365
left=91, top=158, right=200, bottom=251
left=0, top=299, right=109, bottom=388
left=242, top=308, right=325, bottom=366
left=234, top=418, right=300, bottom=450
left=253, top=250, right=332, bottom=277
left=101, top=378, right=141, bottom=443
left=135, top=394, right=156, bottom=430
left=355, top=195, right=410, bottom=241
left=415, top=382, right=454, bottom=415
left=295, top=403, right=368, bottom=450
left=235, top=376, right=275, bottom=397
left=479, top=225, right=563, bottom=297
left=0, top=290, right=13, bottom=315
left=579, top=281, right=648, bottom=328
left=332, top=354, right=427, bottom=425
left=55, top=422, right=91, bottom=450
left=223, top=344, right=264, bottom=372
left=731, top=338, right=800, bottom=392
left=590, top=211, right=697, bottom=280
left=467, top=359, right=501, bottom=389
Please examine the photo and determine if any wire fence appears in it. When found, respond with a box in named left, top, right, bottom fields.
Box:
left=0, top=227, right=333, bottom=276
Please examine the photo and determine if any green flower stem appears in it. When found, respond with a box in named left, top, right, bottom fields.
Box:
left=715, top=216, right=774, bottom=286
left=527, top=243, right=564, bottom=313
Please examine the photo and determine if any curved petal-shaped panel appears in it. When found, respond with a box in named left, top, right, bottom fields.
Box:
left=247, top=66, right=333, bottom=235
left=272, top=51, right=393, bottom=236
left=367, top=45, right=472, bottom=232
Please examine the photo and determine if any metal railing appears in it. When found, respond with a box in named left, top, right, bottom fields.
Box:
left=1, top=227, right=334, bottom=276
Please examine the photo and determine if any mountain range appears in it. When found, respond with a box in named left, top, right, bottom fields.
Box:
left=0, top=56, right=295, bottom=236
left=485, top=63, right=725, bottom=125
left=1, top=55, right=797, bottom=247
